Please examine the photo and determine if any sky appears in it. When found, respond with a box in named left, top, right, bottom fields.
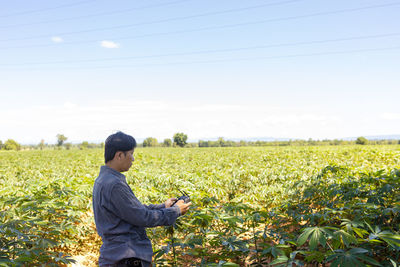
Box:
left=0, top=0, right=399, bottom=144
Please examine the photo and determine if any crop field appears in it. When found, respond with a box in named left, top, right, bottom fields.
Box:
left=0, top=146, right=399, bottom=266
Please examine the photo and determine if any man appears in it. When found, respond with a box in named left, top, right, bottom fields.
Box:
left=93, top=131, right=191, bottom=267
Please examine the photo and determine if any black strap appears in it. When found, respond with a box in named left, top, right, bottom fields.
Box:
left=116, top=257, right=142, bottom=267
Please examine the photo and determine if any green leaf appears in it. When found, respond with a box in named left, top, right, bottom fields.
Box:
left=377, top=232, right=400, bottom=248
left=356, top=254, right=381, bottom=266
left=297, top=227, right=328, bottom=250
left=222, top=263, right=240, bottom=267
left=352, top=227, right=368, bottom=238
left=270, top=255, right=289, bottom=266
left=333, top=230, right=356, bottom=247
left=348, top=248, right=368, bottom=254
left=297, top=228, right=314, bottom=246
left=390, top=259, right=398, bottom=267
left=326, top=248, right=381, bottom=267
left=309, top=228, right=326, bottom=250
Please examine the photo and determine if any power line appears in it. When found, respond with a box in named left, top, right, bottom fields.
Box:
left=0, top=0, right=97, bottom=19
left=52, top=46, right=400, bottom=69
left=2, top=46, right=399, bottom=71
left=1, top=33, right=399, bottom=66
left=0, top=0, right=192, bottom=29
left=0, top=0, right=306, bottom=42
left=0, top=1, right=398, bottom=43
left=1, top=25, right=400, bottom=51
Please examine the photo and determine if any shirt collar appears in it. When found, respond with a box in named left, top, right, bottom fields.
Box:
left=100, top=165, right=126, bottom=181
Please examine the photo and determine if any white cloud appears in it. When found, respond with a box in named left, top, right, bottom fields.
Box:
left=63, top=101, right=77, bottom=109
left=0, top=101, right=348, bottom=143
left=100, top=40, right=120, bottom=49
left=51, top=36, right=63, bottom=43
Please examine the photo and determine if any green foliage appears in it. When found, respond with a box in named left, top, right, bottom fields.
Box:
left=0, top=150, right=95, bottom=265
left=38, top=139, right=45, bottom=150
left=77, top=141, right=100, bottom=150
left=3, top=139, right=21, bottom=151
left=143, top=137, right=158, bottom=147
left=173, top=133, right=187, bottom=147
left=326, top=248, right=381, bottom=267
left=270, top=251, right=305, bottom=266
left=56, top=134, right=67, bottom=146
left=356, top=136, right=368, bottom=145
left=80, top=141, right=89, bottom=149
left=0, top=146, right=399, bottom=265
left=65, top=143, right=72, bottom=150
left=163, top=138, right=172, bottom=147
left=198, top=138, right=237, bottom=147
left=0, top=177, right=87, bottom=265
left=0, top=191, right=79, bottom=265
left=297, top=227, right=329, bottom=250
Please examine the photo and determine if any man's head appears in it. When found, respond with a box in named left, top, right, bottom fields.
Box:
left=104, top=131, right=137, bottom=172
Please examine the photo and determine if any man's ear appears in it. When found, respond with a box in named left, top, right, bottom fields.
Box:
left=115, top=151, right=123, bottom=160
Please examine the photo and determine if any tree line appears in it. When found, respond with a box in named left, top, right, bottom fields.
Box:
left=0, top=134, right=104, bottom=151
left=142, top=133, right=188, bottom=147
left=1, top=134, right=399, bottom=151
left=138, top=135, right=400, bottom=147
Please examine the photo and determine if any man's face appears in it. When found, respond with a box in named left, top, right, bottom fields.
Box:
left=120, top=149, right=134, bottom=172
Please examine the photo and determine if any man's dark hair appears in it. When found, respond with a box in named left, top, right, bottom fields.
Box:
left=104, top=131, right=137, bottom=163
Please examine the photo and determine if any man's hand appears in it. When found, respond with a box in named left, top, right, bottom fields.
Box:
left=165, top=198, right=178, bottom=208
left=175, top=200, right=191, bottom=215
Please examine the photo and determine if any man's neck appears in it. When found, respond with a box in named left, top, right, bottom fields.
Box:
left=106, top=161, right=122, bottom=173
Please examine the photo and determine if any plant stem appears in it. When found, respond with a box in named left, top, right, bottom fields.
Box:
left=171, top=227, right=177, bottom=267
left=326, top=241, right=334, bottom=252
left=253, top=220, right=260, bottom=264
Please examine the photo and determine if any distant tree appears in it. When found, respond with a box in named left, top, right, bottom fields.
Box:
left=0, top=140, right=3, bottom=150
left=173, top=133, right=187, bottom=147
left=80, top=141, right=89, bottom=149
left=307, top=138, right=317, bottom=146
left=209, top=141, right=219, bottom=147
left=255, top=141, right=263, bottom=146
left=356, top=136, right=368, bottom=145
left=39, top=139, right=45, bottom=150
left=187, top=142, right=198, bottom=148
left=198, top=140, right=209, bottom=147
left=218, top=137, right=226, bottom=147
left=4, top=139, right=21, bottom=150
left=56, top=134, right=68, bottom=146
left=143, top=137, right=158, bottom=147
left=163, top=138, right=172, bottom=147
left=65, top=143, right=72, bottom=150
left=331, top=139, right=343, bottom=146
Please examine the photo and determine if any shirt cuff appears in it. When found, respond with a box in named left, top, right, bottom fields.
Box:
left=157, top=203, right=166, bottom=209
left=171, top=205, right=181, bottom=216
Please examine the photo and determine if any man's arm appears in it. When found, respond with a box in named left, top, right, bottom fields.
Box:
left=144, top=197, right=178, bottom=210
left=144, top=203, right=165, bottom=210
left=109, top=183, right=180, bottom=227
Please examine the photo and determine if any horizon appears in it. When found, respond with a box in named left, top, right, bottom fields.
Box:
left=1, top=1, right=399, bottom=143
left=8, top=133, right=400, bottom=146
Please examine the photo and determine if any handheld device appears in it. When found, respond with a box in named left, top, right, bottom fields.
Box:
left=171, top=189, right=190, bottom=206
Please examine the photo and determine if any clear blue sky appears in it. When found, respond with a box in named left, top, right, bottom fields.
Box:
left=0, top=0, right=399, bottom=144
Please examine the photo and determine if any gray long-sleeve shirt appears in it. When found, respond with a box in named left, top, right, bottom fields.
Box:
left=92, top=166, right=181, bottom=266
